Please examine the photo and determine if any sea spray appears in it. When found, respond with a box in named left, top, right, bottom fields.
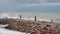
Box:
left=0, top=12, right=60, bottom=22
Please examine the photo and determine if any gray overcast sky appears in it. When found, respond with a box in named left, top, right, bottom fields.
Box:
left=0, top=0, right=60, bottom=13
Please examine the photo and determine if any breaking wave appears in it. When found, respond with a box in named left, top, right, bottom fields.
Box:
left=0, top=13, right=18, bottom=19
left=0, top=12, right=60, bottom=22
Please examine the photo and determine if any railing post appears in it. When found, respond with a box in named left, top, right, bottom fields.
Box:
left=20, top=14, right=22, bottom=20
left=34, top=16, right=37, bottom=21
left=51, top=19, right=53, bottom=23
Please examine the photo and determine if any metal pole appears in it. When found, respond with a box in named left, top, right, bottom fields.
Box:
left=34, top=16, right=37, bottom=21
left=51, top=19, right=53, bottom=23
left=20, top=15, right=22, bottom=20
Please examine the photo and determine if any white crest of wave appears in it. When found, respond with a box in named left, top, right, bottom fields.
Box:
left=0, top=13, right=51, bottom=22
left=0, top=13, right=18, bottom=19
left=0, top=13, right=11, bottom=18
left=0, top=28, right=30, bottom=34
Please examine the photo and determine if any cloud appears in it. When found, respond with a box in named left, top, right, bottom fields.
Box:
left=0, top=0, right=60, bottom=7
left=8, top=0, right=41, bottom=4
left=0, top=0, right=60, bottom=12
left=47, top=0, right=60, bottom=3
left=16, top=0, right=60, bottom=7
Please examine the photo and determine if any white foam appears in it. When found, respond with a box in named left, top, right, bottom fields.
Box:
left=0, top=28, right=30, bottom=34
left=0, top=13, right=10, bottom=18
left=0, top=24, right=30, bottom=34
left=0, top=24, right=9, bottom=28
left=0, top=13, right=51, bottom=22
left=0, top=13, right=18, bottom=19
left=22, top=18, right=51, bottom=22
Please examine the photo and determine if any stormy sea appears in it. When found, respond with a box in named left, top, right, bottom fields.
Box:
left=0, top=12, right=60, bottom=22
left=0, top=12, right=60, bottom=34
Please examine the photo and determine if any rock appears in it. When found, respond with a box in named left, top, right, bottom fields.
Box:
left=0, top=18, right=60, bottom=34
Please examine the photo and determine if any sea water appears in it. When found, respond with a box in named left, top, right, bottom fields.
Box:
left=0, top=12, right=60, bottom=22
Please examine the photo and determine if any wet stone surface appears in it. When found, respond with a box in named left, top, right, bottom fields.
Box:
left=0, top=18, right=60, bottom=34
